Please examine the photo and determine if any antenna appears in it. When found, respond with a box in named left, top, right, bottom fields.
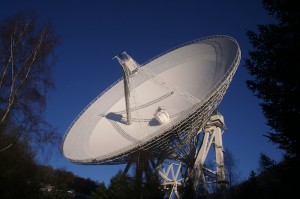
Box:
left=62, top=35, right=241, bottom=197
left=113, top=52, right=139, bottom=125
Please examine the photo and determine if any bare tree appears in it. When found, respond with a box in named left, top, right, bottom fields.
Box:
left=224, top=148, right=240, bottom=186
left=0, top=13, right=60, bottom=153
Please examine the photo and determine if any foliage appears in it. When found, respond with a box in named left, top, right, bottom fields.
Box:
left=3, top=0, right=300, bottom=198
left=182, top=178, right=197, bottom=199
left=0, top=134, right=40, bottom=199
left=38, top=166, right=98, bottom=198
left=1, top=137, right=97, bottom=199
left=128, top=150, right=164, bottom=199
left=142, top=173, right=165, bottom=199
left=92, top=168, right=165, bottom=199
left=107, top=170, right=131, bottom=199
left=91, top=182, right=109, bottom=199
left=245, top=0, right=300, bottom=158
left=225, top=155, right=298, bottom=199
left=0, top=13, right=60, bottom=154
left=224, top=148, right=240, bottom=186
left=0, top=13, right=101, bottom=199
left=259, top=153, right=276, bottom=172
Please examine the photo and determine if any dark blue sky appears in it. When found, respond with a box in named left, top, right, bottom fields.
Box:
left=1, top=0, right=282, bottom=184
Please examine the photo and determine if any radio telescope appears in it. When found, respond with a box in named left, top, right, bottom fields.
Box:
left=62, top=35, right=241, bottom=197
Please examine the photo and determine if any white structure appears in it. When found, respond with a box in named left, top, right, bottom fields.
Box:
left=193, top=111, right=227, bottom=191
left=62, top=35, right=241, bottom=197
left=154, top=106, right=170, bottom=124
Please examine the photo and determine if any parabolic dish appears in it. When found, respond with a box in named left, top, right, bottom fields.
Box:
left=62, top=35, right=241, bottom=165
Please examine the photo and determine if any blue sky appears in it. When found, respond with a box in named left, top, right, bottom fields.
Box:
left=1, top=0, right=283, bottom=185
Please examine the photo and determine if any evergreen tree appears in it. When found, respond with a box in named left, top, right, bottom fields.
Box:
left=107, top=170, right=131, bottom=199
left=91, top=182, right=109, bottom=199
left=0, top=135, right=40, bottom=199
left=182, top=178, right=196, bottom=199
left=259, top=153, right=276, bottom=172
left=245, top=0, right=300, bottom=158
left=142, top=173, right=164, bottom=199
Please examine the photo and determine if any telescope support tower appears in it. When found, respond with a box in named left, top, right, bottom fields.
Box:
left=193, top=111, right=227, bottom=191
left=154, top=111, right=227, bottom=198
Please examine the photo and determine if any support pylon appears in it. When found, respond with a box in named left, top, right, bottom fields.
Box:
left=193, top=110, right=227, bottom=191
